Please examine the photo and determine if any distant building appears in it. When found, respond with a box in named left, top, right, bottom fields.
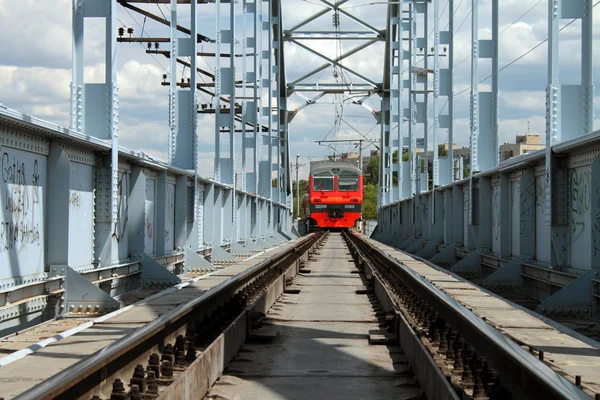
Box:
left=339, top=152, right=359, bottom=161
left=499, top=134, right=544, bottom=161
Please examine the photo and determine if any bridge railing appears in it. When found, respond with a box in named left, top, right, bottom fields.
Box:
left=0, top=105, right=293, bottom=337
left=374, top=129, right=600, bottom=320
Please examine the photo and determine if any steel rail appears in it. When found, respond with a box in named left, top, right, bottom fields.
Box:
left=346, top=232, right=589, bottom=400
left=14, top=233, right=322, bottom=400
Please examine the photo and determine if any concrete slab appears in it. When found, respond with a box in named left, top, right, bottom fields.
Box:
left=208, top=375, right=422, bottom=400
left=431, top=281, right=479, bottom=290
left=278, top=293, right=367, bottom=305
left=0, top=324, right=145, bottom=399
left=500, top=327, right=600, bottom=394
left=0, top=318, right=93, bottom=353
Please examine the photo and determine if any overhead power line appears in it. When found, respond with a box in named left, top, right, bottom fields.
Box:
left=454, top=0, right=544, bottom=69
left=116, top=17, right=170, bottom=76
left=453, top=6, right=597, bottom=99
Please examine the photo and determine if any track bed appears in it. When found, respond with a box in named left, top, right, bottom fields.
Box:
left=205, top=233, right=424, bottom=400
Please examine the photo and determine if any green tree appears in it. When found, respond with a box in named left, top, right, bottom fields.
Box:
left=362, top=184, right=378, bottom=220
left=292, top=179, right=309, bottom=219
left=402, top=152, right=409, bottom=161
left=365, top=155, right=379, bottom=185
left=438, top=144, right=448, bottom=157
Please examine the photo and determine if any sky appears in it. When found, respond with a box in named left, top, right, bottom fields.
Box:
left=0, top=0, right=599, bottom=181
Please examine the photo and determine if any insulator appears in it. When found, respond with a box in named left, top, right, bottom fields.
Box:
left=118, top=27, right=125, bottom=37
left=127, top=27, right=134, bottom=36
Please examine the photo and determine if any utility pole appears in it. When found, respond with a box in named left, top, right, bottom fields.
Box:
left=290, top=157, right=306, bottom=219
left=296, top=154, right=300, bottom=220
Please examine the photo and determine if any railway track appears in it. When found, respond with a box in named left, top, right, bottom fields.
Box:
left=1, top=232, right=595, bottom=399
left=3, top=233, right=324, bottom=400
left=344, top=232, right=590, bottom=400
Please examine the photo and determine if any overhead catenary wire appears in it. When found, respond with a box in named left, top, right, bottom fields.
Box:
left=428, top=0, right=450, bottom=39
left=454, top=0, right=544, bottom=69
left=116, top=16, right=170, bottom=76
left=118, top=7, right=186, bottom=78
left=452, top=10, right=597, bottom=99
left=301, top=0, right=329, bottom=7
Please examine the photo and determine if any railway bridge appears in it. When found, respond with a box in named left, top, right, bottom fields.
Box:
left=0, top=0, right=599, bottom=399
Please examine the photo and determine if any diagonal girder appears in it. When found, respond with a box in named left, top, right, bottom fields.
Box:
left=317, top=0, right=381, bottom=34
left=289, top=39, right=380, bottom=88
left=286, top=31, right=383, bottom=41
left=289, top=38, right=381, bottom=87
left=288, top=91, right=327, bottom=122
left=286, top=0, right=350, bottom=32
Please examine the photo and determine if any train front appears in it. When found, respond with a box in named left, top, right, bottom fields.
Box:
left=307, top=162, right=363, bottom=229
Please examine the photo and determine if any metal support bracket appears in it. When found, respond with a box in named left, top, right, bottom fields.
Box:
left=255, top=237, right=271, bottom=249
left=391, top=235, right=408, bottom=249
left=140, top=253, right=181, bottom=288
left=415, top=241, right=439, bottom=259
left=370, top=224, right=383, bottom=241
left=264, top=235, right=281, bottom=246
left=398, top=236, right=416, bottom=251
left=406, top=238, right=425, bottom=254
left=450, top=250, right=481, bottom=275
left=277, top=231, right=292, bottom=241
left=49, top=265, right=120, bottom=315
left=231, top=241, right=251, bottom=257
left=211, top=244, right=237, bottom=263
left=291, top=224, right=301, bottom=238
left=483, top=257, right=523, bottom=290
left=183, top=248, right=215, bottom=274
left=537, top=269, right=599, bottom=318
left=430, top=245, right=457, bottom=266
left=243, top=239, right=261, bottom=252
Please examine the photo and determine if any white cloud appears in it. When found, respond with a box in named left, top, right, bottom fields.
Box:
left=0, top=0, right=599, bottom=185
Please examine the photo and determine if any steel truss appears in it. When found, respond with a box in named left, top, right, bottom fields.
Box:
left=374, top=0, right=597, bottom=319
left=72, top=0, right=293, bottom=260
left=283, top=0, right=384, bottom=134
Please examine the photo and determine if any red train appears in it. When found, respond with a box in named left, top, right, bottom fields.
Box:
left=302, top=161, right=363, bottom=229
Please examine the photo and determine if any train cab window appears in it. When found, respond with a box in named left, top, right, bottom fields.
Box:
left=338, top=171, right=359, bottom=191
left=313, top=171, right=334, bottom=191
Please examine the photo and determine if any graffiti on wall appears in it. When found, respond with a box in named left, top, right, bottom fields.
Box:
left=571, top=169, right=590, bottom=242
left=1, top=151, right=43, bottom=253
left=520, top=179, right=535, bottom=237
left=165, top=183, right=175, bottom=251
left=492, top=189, right=500, bottom=244
left=144, top=178, right=155, bottom=254
left=0, top=147, right=47, bottom=282
left=113, top=172, right=129, bottom=242
left=593, top=180, right=600, bottom=257
left=593, top=182, right=600, bottom=257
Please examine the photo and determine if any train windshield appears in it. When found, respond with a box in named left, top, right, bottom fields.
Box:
left=313, top=171, right=334, bottom=191
left=338, top=171, right=359, bottom=191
